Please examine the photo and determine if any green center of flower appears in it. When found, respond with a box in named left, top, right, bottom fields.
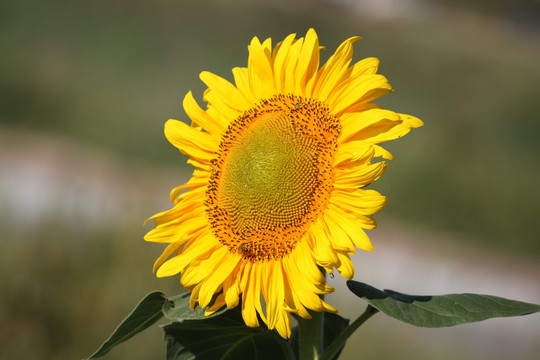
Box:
left=206, top=95, right=341, bottom=261
left=219, top=111, right=319, bottom=232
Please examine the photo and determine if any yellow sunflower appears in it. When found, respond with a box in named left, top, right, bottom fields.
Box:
left=145, top=29, right=422, bottom=338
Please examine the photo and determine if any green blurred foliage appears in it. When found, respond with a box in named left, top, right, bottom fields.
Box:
left=1, top=0, right=539, bottom=359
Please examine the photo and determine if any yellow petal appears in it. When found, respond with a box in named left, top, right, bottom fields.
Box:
left=275, top=310, right=292, bottom=339
left=313, top=36, right=361, bottom=101
left=308, top=221, right=339, bottom=267
left=153, top=197, right=204, bottom=226
left=281, top=261, right=311, bottom=318
left=198, top=252, right=241, bottom=308
left=282, top=38, right=304, bottom=94
left=223, top=268, right=241, bottom=309
left=169, top=175, right=207, bottom=203
left=294, top=28, right=319, bottom=95
left=252, top=262, right=267, bottom=323
left=272, top=33, right=297, bottom=92
left=205, top=293, right=226, bottom=316
left=331, top=188, right=387, bottom=216
left=282, top=256, right=328, bottom=311
left=156, top=233, right=220, bottom=277
left=351, top=57, right=380, bottom=76
left=340, top=108, right=401, bottom=144
left=326, top=204, right=374, bottom=251
left=399, top=113, right=424, bottom=128
left=373, top=144, right=394, bottom=160
left=183, top=91, right=226, bottom=136
left=321, top=213, right=355, bottom=253
left=232, top=67, right=257, bottom=103
left=200, top=71, right=251, bottom=112
left=144, top=213, right=206, bottom=243
left=293, top=240, right=326, bottom=284
left=248, top=36, right=275, bottom=99
left=336, top=252, right=355, bottom=279
left=151, top=240, right=188, bottom=273
left=265, top=261, right=285, bottom=329
left=241, top=264, right=260, bottom=327
left=328, top=74, right=393, bottom=115
left=361, top=114, right=423, bottom=144
left=334, top=161, right=387, bottom=188
left=334, top=141, right=374, bottom=168
left=190, top=282, right=202, bottom=309
left=164, top=119, right=217, bottom=160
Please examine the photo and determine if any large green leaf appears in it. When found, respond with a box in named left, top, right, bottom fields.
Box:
left=88, top=291, right=167, bottom=359
left=347, top=281, right=540, bottom=328
left=162, top=308, right=294, bottom=360
left=163, top=292, right=228, bottom=321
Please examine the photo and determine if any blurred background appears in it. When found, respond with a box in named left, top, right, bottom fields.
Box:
left=1, top=0, right=539, bottom=359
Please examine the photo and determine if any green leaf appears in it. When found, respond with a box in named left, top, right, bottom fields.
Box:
left=87, top=291, right=167, bottom=359
left=162, top=308, right=294, bottom=360
left=321, top=312, right=350, bottom=360
left=163, top=292, right=228, bottom=321
left=347, top=281, right=540, bottom=328
left=289, top=311, right=349, bottom=360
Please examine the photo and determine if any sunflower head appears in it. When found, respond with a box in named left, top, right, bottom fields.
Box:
left=145, top=29, right=423, bottom=339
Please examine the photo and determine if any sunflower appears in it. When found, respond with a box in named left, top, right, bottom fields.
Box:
left=145, top=29, right=422, bottom=338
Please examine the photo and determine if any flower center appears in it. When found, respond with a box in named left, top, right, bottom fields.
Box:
left=206, top=94, right=340, bottom=261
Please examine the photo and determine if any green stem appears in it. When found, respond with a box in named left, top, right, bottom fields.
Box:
left=319, top=305, right=379, bottom=360
left=298, top=268, right=326, bottom=360
left=297, top=310, right=324, bottom=360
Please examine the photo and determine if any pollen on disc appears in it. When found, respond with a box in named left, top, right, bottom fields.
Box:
left=206, top=95, right=340, bottom=261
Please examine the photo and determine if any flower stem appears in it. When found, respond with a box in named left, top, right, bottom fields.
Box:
left=319, top=305, right=379, bottom=360
left=297, top=310, right=324, bottom=360
left=298, top=268, right=326, bottom=360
